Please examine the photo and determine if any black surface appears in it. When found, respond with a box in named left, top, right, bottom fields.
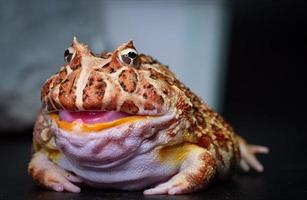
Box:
left=0, top=122, right=306, bottom=200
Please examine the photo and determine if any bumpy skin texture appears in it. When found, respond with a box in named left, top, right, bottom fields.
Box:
left=28, top=38, right=269, bottom=195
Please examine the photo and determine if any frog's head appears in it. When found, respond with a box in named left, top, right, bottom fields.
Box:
left=42, top=37, right=193, bottom=119
left=41, top=38, right=194, bottom=166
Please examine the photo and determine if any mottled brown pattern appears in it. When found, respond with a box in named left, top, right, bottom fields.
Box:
left=146, top=67, right=175, bottom=86
left=118, top=68, right=138, bottom=93
left=213, top=144, right=225, bottom=166
left=107, top=51, right=123, bottom=72
left=198, top=135, right=212, bottom=149
left=175, top=96, right=192, bottom=117
left=42, top=75, right=62, bottom=111
left=41, top=78, right=53, bottom=102
left=98, top=63, right=117, bottom=74
left=213, top=125, right=230, bottom=151
left=58, top=69, right=80, bottom=110
left=148, top=69, right=158, bottom=80
left=82, top=71, right=106, bottom=110
left=142, top=83, right=164, bottom=106
left=50, top=90, right=63, bottom=110
left=120, top=100, right=139, bottom=114
left=58, top=67, right=68, bottom=82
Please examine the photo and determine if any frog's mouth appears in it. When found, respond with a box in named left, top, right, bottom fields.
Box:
left=49, top=111, right=154, bottom=133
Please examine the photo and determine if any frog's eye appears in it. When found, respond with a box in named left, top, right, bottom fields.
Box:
left=119, top=48, right=139, bottom=67
left=64, top=47, right=76, bottom=63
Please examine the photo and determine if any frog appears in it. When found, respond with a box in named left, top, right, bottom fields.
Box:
left=28, top=37, right=269, bottom=195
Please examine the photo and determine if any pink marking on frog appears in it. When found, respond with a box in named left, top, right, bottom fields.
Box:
left=59, top=111, right=131, bottom=124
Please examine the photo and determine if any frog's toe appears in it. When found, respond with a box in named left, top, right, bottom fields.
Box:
left=238, top=137, right=269, bottom=172
left=143, top=173, right=193, bottom=195
left=249, top=145, right=269, bottom=154
left=45, top=169, right=81, bottom=193
left=41, top=162, right=82, bottom=193
left=143, top=181, right=190, bottom=195
left=28, top=151, right=82, bottom=193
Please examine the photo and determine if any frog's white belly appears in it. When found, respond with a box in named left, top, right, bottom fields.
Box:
left=52, top=113, right=178, bottom=190
left=58, top=149, right=178, bottom=190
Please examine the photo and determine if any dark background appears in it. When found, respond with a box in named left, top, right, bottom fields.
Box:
left=224, top=0, right=306, bottom=178
left=1, top=1, right=306, bottom=199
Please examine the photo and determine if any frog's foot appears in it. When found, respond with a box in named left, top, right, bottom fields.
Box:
left=144, top=146, right=216, bottom=195
left=28, top=151, right=82, bottom=193
left=238, top=137, right=269, bottom=172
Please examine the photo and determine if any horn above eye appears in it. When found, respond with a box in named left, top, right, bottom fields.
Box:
left=64, top=47, right=76, bottom=63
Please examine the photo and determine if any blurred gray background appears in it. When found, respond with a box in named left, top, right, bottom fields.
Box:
left=0, top=0, right=231, bottom=132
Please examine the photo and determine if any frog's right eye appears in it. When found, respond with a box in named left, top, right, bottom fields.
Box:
left=64, top=47, right=76, bottom=63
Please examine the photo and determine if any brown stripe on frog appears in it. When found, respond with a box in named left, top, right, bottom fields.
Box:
left=118, top=68, right=138, bottom=93
left=120, top=100, right=139, bottom=114
left=58, top=67, right=68, bottom=80
left=46, top=99, right=56, bottom=111
left=49, top=67, right=68, bottom=110
left=82, top=71, right=106, bottom=110
left=58, top=68, right=81, bottom=110
left=198, top=134, right=213, bottom=149
left=50, top=88, right=63, bottom=110
left=101, top=50, right=123, bottom=73
left=95, top=56, right=121, bottom=74
left=69, top=52, right=82, bottom=70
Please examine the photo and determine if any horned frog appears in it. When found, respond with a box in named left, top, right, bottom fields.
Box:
left=28, top=38, right=269, bottom=195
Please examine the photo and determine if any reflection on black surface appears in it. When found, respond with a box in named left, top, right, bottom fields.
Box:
left=29, top=186, right=208, bottom=200
left=27, top=175, right=268, bottom=200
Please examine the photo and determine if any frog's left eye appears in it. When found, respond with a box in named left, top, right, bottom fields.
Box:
left=119, top=48, right=139, bottom=67
left=64, top=47, right=76, bottom=63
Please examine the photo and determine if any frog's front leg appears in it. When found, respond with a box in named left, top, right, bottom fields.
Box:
left=28, top=150, right=82, bottom=193
left=144, top=145, right=216, bottom=195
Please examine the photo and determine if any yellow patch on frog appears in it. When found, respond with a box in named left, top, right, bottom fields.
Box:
left=32, top=139, right=61, bottom=163
left=49, top=113, right=151, bottom=132
left=47, top=149, right=61, bottom=163
left=159, top=143, right=196, bottom=166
